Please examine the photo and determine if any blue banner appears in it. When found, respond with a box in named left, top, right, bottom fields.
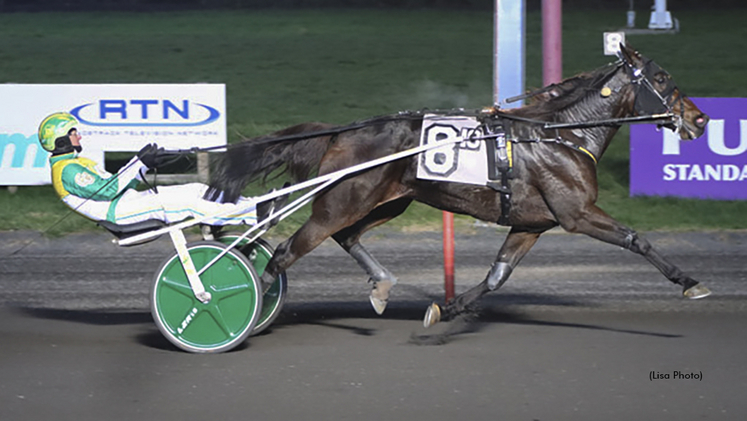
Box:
left=630, top=98, right=747, bottom=200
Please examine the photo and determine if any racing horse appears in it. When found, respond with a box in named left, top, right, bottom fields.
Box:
left=208, top=44, right=711, bottom=326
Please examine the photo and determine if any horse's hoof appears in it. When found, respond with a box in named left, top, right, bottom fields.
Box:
left=369, top=280, right=393, bottom=315
left=423, top=303, right=441, bottom=328
left=369, top=295, right=388, bottom=315
left=683, top=284, right=712, bottom=300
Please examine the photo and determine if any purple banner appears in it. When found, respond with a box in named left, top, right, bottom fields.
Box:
left=630, top=97, right=747, bottom=200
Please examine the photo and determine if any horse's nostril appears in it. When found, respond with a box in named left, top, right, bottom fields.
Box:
left=695, top=115, right=709, bottom=128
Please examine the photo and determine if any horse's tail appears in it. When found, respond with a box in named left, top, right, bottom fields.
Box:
left=206, top=122, right=336, bottom=202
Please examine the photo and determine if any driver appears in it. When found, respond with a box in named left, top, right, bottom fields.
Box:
left=38, top=112, right=257, bottom=227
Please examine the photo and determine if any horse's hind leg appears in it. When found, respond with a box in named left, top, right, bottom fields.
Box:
left=333, top=198, right=413, bottom=315
left=424, top=227, right=545, bottom=327
left=258, top=167, right=409, bottom=293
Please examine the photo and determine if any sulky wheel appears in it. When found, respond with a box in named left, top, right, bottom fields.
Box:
left=218, top=235, right=288, bottom=336
left=151, top=241, right=262, bottom=353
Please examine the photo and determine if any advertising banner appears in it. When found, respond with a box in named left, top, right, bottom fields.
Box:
left=630, top=97, right=747, bottom=200
left=0, top=84, right=226, bottom=185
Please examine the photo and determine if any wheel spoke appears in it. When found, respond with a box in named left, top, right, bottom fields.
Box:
left=159, top=276, right=196, bottom=299
left=205, top=305, right=233, bottom=337
left=212, top=282, right=253, bottom=299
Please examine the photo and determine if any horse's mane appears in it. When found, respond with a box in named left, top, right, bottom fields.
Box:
left=514, top=61, right=623, bottom=119
left=209, top=61, right=626, bottom=202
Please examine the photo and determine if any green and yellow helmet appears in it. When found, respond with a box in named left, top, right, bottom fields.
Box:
left=38, top=112, right=79, bottom=152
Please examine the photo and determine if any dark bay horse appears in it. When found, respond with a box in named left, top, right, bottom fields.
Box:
left=208, top=44, right=711, bottom=327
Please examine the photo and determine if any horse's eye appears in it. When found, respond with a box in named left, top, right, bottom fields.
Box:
left=655, top=74, right=668, bottom=84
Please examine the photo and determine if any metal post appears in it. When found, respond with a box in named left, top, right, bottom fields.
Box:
left=443, top=0, right=526, bottom=304
left=626, top=0, right=636, bottom=29
left=197, top=151, right=210, bottom=183
left=494, top=0, right=526, bottom=108
left=442, top=211, right=455, bottom=303
left=648, top=0, right=673, bottom=29
left=493, top=1, right=500, bottom=105
left=542, top=0, right=563, bottom=86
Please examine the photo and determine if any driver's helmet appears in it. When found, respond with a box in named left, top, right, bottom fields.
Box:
left=38, top=112, right=79, bottom=152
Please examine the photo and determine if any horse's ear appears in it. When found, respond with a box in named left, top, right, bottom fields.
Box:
left=619, top=43, right=643, bottom=67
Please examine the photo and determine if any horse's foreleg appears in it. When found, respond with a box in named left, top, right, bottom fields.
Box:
left=559, top=204, right=711, bottom=299
left=424, top=227, right=545, bottom=327
left=332, top=198, right=412, bottom=314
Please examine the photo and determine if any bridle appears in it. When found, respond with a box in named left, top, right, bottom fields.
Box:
left=473, top=51, right=690, bottom=166
left=622, top=54, right=685, bottom=133
left=497, top=54, right=684, bottom=132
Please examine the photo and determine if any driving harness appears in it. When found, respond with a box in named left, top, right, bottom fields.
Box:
left=479, top=115, right=598, bottom=226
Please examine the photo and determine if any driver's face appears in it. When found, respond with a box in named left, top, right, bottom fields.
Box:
left=69, top=129, right=82, bottom=146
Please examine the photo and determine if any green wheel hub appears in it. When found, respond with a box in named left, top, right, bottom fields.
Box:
left=151, top=241, right=262, bottom=353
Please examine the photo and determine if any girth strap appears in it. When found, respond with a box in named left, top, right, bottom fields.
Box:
left=484, top=123, right=513, bottom=225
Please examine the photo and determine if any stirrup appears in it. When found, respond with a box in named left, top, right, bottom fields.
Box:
left=200, top=224, right=223, bottom=241
left=486, top=180, right=510, bottom=194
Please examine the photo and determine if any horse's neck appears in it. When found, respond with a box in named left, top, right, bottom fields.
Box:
left=552, top=70, right=633, bottom=160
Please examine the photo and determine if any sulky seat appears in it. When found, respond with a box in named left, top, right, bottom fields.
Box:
left=97, top=219, right=167, bottom=246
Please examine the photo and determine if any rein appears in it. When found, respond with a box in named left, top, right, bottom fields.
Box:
left=168, top=54, right=682, bottom=170
left=495, top=110, right=676, bottom=130
left=169, top=113, right=428, bottom=156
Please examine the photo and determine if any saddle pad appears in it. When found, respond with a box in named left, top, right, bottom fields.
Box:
left=416, top=114, right=488, bottom=186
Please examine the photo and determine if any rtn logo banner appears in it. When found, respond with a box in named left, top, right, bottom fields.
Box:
left=630, top=97, right=747, bottom=200
left=71, top=99, right=221, bottom=127
left=0, top=84, right=227, bottom=186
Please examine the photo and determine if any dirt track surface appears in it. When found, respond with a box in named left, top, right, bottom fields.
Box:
left=1, top=228, right=746, bottom=420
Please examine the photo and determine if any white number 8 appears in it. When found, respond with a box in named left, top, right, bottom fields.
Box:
left=603, top=32, right=625, bottom=56
left=421, top=124, right=459, bottom=177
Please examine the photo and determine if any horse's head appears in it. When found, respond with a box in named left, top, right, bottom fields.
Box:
left=619, top=43, right=708, bottom=140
